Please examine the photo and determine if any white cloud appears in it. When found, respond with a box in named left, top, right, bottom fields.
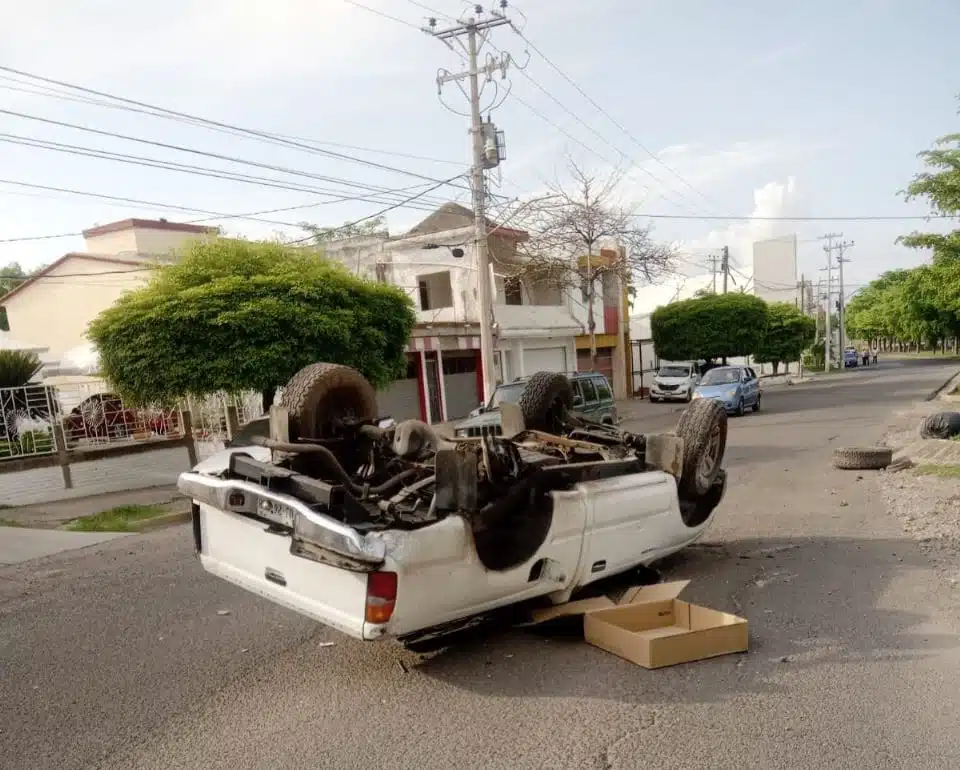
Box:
left=631, top=175, right=805, bottom=314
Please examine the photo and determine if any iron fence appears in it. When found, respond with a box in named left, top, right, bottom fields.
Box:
left=0, top=384, right=59, bottom=459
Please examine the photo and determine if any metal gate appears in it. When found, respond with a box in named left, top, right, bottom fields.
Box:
left=630, top=338, right=659, bottom=396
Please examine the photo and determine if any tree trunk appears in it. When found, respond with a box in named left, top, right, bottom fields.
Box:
left=262, top=388, right=276, bottom=412
left=772, top=361, right=780, bottom=375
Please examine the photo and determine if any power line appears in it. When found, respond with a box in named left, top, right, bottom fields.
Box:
left=0, top=77, right=464, bottom=168
left=0, top=108, right=467, bottom=203
left=0, top=132, right=462, bottom=209
left=0, top=178, right=444, bottom=243
left=0, top=176, right=462, bottom=285
left=509, top=26, right=724, bottom=214
left=630, top=212, right=953, bottom=222
left=283, top=175, right=461, bottom=245
left=342, top=0, right=425, bottom=29
left=0, top=64, right=497, bottom=199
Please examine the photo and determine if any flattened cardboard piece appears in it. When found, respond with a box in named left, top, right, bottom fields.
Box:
left=526, top=580, right=683, bottom=626
left=618, top=580, right=691, bottom=606
left=529, top=595, right=615, bottom=624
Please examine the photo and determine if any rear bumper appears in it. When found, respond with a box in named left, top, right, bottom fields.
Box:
left=178, top=472, right=385, bottom=568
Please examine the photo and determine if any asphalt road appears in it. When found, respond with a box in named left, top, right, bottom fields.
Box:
left=2, top=358, right=959, bottom=770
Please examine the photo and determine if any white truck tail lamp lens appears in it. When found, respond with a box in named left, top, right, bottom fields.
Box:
left=366, top=571, right=398, bottom=624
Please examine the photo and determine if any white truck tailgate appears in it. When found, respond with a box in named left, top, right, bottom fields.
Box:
left=198, top=503, right=370, bottom=639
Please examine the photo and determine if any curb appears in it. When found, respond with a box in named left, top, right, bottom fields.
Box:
left=128, top=508, right=192, bottom=533
left=924, top=369, right=960, bottom=402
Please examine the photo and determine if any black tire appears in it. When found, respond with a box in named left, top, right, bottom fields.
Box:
left=832, top=446, right=893, bottom=470
left=752, top=394, right=761, bottom=413
left=735, top=398, right=745, bottom=417
left=675, top=399, right=728, bottom=499
left=518, top=371, right=573, bottom=433
left=685, top=390, right=693, bottom=403
left=650, top=395, right=659, bottom=403
left=280, top=363, right=378, bottom=441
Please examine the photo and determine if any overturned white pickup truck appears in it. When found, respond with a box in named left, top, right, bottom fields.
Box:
left=178, top=364, right=728, bottom=650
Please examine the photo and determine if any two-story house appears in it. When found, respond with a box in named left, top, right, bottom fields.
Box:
left=323, top=203, right=584, bottom=424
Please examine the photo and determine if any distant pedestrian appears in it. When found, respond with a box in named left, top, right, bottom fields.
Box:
left=862, top=350, right=870, bottom=366
left=872, top=349, right=878, bottom=365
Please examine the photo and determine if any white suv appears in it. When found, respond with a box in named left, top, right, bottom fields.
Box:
left=650, top=362, right=700, bottom=403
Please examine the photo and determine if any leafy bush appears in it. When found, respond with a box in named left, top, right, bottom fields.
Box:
left=651, top=293, right=768, bottom=361
left=0, top=350, right=41, bottom=388
left=88, top=238, right=417, bottom=404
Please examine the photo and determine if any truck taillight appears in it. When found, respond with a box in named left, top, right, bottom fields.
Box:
left=365, top=571, right=397, bottom=624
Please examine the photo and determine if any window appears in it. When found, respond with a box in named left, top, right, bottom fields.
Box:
left=416, top=271, right=453, bottom=311
left=579, top=377, right=598, bottom=404
left=571, top=380, right=583, bottom=403
left=504, top=277, right=523, bottom=306
left=594, top=376, right=612, bottom=400
left=441, top=354, right=477, bottom=375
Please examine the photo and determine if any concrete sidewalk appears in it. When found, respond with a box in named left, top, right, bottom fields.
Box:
left=1, top=485, right=186, bottom=529
left=0, top=528, right=129, bottom=566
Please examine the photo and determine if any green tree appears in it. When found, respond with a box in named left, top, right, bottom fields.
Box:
left=300, top=215, right=388, bottom=244
left=753, top=302, right=816, bottom=374
left=0, top=262, right=28, bottom=331
left=898, top=97, right=960, bottom=262
left=88, top=238, right=416, bottom=407
left=651, top=292, right=768, bottom=362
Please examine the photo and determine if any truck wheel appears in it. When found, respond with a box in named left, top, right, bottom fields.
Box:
left=832, top=446, right=893, bottom=470
left=280, top=363, right=379, bottom=441
left=675, top=399, right=728, bottom=498
left=518, top=371, right=573, bottom=433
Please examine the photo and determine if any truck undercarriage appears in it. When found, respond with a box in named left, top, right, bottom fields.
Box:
left=180, top=363, right=729, bottom=575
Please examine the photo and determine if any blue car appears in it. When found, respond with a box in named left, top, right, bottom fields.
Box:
left=692, top=365, right=761, bottom=416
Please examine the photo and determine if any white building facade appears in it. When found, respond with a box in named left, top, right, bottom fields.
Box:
left=323, top=203, right=584, bottom=424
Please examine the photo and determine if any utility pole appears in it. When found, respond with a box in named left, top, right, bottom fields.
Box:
left=710, top=253, right=718, bottom=294
left=426, top=8, right=511, bottom=402
left=835, top=240, right=853, bottom=355
left=721, top=246, right=730, bottom=293
left=820, top=233, right=854, bottom=365
left=819, top=236, right=836, bottom=371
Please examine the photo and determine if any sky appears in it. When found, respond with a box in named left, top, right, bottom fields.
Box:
left=0, top=0, right=957, bottom=313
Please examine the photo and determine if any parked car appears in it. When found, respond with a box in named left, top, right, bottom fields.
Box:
left=843, top=347, right=859, bottom=368
left=455, top=370, right=617, bottom=438
left=649, top=362, right=700, bottom=403
left=693, top=365, right=761, bottom=416
left=178, top=364, right=729, bottom=651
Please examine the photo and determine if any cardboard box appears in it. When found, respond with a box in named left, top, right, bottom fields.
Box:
left=529, top=580, right=748, bottom=669
left=584, top=581, right=748, bottom=669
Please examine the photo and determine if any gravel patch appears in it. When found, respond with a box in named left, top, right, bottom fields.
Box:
left=878, top=400, right=960, bottom=586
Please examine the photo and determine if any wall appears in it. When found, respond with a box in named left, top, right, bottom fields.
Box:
left=753, top=235, right=799, bottom=306
left=322, top=228, right=582, bottom=336
left=2, top=257, right=149, bottom=360
left=2, top=445, right=192, bottom=506
left=84, top=226, right=213, bottom=257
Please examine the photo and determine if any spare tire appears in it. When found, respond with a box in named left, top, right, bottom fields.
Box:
left=920, top=411, right=960, bottom=440
left=280, top=363, right=378, bottom=441
left=518, top=371, right=573, bottom=434
left=833, top=446, right=893, bottom=470
left=675, top=399, right=728, bottom=498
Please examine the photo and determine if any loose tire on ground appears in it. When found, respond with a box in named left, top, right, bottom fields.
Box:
left=280, top=363, right=379, bottom=442
left=675, top=399, right=728, bottom=499
left=518, top=371, right=573, bottom=433
left=832, top=446, right=893, bottom=471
